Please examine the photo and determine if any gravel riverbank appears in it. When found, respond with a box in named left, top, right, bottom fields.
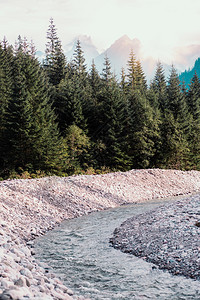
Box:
left=110, top=193, right=200, bottom=280
left=1, top=169, right=200, bottom=299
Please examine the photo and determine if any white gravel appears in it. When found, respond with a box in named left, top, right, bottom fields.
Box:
left=1, top=168, right=200, bottom=299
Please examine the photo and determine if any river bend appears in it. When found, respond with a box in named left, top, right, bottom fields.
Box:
left=35, top=197, right=200, bottom=300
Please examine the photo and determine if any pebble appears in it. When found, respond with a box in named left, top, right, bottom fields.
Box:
left=0, top=169, right=200, bottom=299
left=110, top=194, right=200, bottom=280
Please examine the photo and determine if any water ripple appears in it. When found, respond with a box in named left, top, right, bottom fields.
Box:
left=35, top=197, right=200, bottom=300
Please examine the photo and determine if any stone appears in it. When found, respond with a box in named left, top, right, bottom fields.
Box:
left=0, top=287, right=32, bottom=300
left=14, top=276, right=27, bottom=287
left=20, top=268, right=33, bottom=279
left=67, top=288, right=74, bottom=296
left=51, top=289, right=73, bottom=300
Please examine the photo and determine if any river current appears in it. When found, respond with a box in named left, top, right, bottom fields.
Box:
left=34, top=197, right=200, bottom=299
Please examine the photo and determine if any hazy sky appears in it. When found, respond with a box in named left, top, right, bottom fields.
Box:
left=1, top=0, right=200, bottom=65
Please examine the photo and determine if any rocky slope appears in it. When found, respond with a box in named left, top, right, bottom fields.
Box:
left=1, top=169, right=200, bottom=299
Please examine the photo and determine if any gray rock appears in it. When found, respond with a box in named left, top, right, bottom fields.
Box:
left=0, top=287, right=32, bottom=300
left=14, top=277, right=27, bottom=287
left=20, top=268, right=33, bottom=279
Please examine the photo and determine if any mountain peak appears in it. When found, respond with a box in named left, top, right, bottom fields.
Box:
left=110, top=35, right=140, bottom=49
left=118, top=35, right=131, bottom=42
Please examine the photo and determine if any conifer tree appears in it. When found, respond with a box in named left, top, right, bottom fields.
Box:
left=72, top=40, right=87, bottom=79
left=87, top=60, right=102, bottom=136
left=89, top=60, right=102, bottom=99
left=44, top=18, right=66, bottom=86
left=127, top=50, right=136, bottom=90
left=167, top=66, right=189, bottom=121
left=101, top=55, right=113, bottom=84
left=56, top=73, right=86, bottom=133
left=135, top=60, right=147, bottom=93
left=0, top=44, right=12, bottom=127
left=127, top=90, right=161, bottom=168
left=2, top=48, right=65, bottom=175
left=187, top=72, right=200, bottom=120
left=186, top=72, right=200, bottom=169
left=161, top=66, right=190, bottom=168
left=54, top=41, right=89, bottom=135
left=151, top=61, right=167, bottom=111
left=120, top=67, right=128, bottom=93
left=0, top=41, right=14, bottom=171
left=95, top=57, right=130, bottom=169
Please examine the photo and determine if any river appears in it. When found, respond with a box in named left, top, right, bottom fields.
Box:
left=34, top=197, right=200, bottom=299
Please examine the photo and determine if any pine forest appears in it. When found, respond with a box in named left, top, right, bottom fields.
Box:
left=0, top=19, right=200, bottom=180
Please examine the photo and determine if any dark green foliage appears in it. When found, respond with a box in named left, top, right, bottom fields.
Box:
left=167, top=66, right=188, bottom=119
left=179, top=57, right=200, bottom=88
left=44, top=18, right=66, bottom=86
left=1, top=45, right=66, bottom=177
left=187, top=72, right=200, bottom=120
left=55, top=73, right=86, bottom=132
left=0, top=28, right=200, bottom=178
left=72, top=40, right=87, bottom=79
left=127, top=50, right=136, bottom=90
left=120, top=67, right=128, bottom=94
left=54, top=41, right=89, bottom=134
left=127, top=90, right=161, bottom=168
left=160, top=111, right=190, bottom=169
left=135, top=60, right=147, bottom=93
left=151, top=62, right=167, bottom=111
left=101, top=55, right=113, bottom=84
left=86, top=61, right=102, bottom=136
left=159, top=66, right=191, bottom=169
left=90, top=56, right=129, bottom=169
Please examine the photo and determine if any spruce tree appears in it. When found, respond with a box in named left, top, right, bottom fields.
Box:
left=161, top=66, right=191, bottom=168
left=127, top=90, right=161, bottom=168
left=135, top=59, right=147, bottom=93
left=44, top=18, right=66, bottom=86
left=72, top=40, right=87, bottom=79
left=187, top=72, right=200, bottom=120
left=0, top=41, right=14, bottom=172
left=87, top=60, right=102, bottom=136
left=186, top=72, right=200, bottom=169
left=95, top=57, right=130, bottom=170
left=167, top=66, right=189, bottom=121
left=2, top=48, right=65, bottom=175
left=101, top=55, right=113, bottom=84
left=127, top=50, right=136, bottom=90
left=56, top=73, right=86, bottom=133
left=151, top=61, right=167, bottom=111
left=120, top=67, right=128, bottom=94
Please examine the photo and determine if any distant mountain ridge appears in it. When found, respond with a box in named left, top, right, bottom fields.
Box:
left=179, top=58, right=200, bottom=87
left=65, top=35, right=159, bottom=81
left=36, top=35, right=158, bottom=81
left=36, top=35, right=200, bottom=83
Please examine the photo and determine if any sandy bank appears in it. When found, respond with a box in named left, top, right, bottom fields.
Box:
left=0, top=169, right=200, bottom=299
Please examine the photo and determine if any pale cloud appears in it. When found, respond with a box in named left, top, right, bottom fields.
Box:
left=173, top=44, right=200, bottom=71
left=1, top=0, right=200, bottom=69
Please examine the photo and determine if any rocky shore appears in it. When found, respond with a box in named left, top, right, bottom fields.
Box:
left=110, top=193, right=200, bottom=280
left=1, top=169, right=200, bottom=299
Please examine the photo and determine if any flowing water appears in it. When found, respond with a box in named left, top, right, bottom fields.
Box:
left=35, top=197, right=200, bottom=299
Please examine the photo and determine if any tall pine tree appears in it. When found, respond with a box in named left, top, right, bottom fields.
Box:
left=1, top=46, right=65, bottom=176
left=44, top=18, right=66, bottom=86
